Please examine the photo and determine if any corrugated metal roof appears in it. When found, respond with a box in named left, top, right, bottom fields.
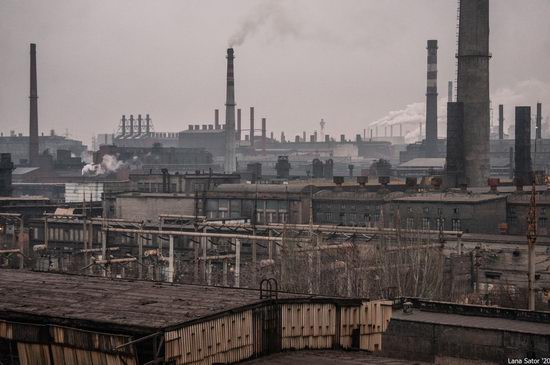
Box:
left=0, top=270, right=306, bottom=331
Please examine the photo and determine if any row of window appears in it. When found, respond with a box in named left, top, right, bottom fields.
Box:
left=137, top=182, right=178, bottom=193
left=208, top=199, right=289, bottom=213
left=207, top=211, right=288, bottom=224
left=316, top=212, right=380, bottom=224
left=316, top=203, right=460, bottom=216
left=405, top=217, right=461, bottom=231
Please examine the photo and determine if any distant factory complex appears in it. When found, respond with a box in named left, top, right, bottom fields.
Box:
left=0, top=1, right=549, bottom=364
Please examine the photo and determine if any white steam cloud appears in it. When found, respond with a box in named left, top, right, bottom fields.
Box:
left=370, top=79, right=550, bottom=143
left=492, top=79, right=550, bottom=138
left=369, top=99, right=449, bottom=144
left=82, top=154, right=124, bottom=176
left=228, top=0, right=301, bottom=47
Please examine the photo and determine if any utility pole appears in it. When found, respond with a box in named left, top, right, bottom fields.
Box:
left=527, top=181, right=537, bottom=310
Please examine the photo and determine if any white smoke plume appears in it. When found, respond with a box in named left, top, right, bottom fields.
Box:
left=369, top=100, right=449, bottom=144
left=492, top=79, right=550, bottom=138
left=369, top=79, right=550, bottom=143
left=81, top=154, right=124, bottom=176
left=228, top=0, right=301, bottom=47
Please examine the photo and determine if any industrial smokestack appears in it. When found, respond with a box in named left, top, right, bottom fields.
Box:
left=457, top=0, right=491, bottom=186
left=145, top=114, right=151, bottom=135
left=536, top=103, right=542, bottom=140
left=425, top=40, right=438, bottom=157
left=29, top=43, right=39, bottom=165
left=515, top=106, right=532, bottom=185
left=137, top=114, right=142, bottom=136
left=250, top=107, right=255, bottom=146
left=121, top=115, right=127, bottom=136
left=224, top=48, right=237, bottom=173
left=498, top=105, right=504, bottom=140
left=262, top=118, right=267, bottom=155
left=448, top=81, right=453, bottom=102
left=129, top=115, right=134, bottom=137
left=215, top=109, right=220, bottom=130
left=446, top=102, right=465, bottom=188
left=237, top=108, right=241, bottom=141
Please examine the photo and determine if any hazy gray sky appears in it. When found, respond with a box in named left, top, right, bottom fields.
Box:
left=1, top=0, right=549, bottom=146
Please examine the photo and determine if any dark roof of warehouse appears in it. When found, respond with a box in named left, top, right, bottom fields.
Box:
left=0, top=270, right=311, bottom=335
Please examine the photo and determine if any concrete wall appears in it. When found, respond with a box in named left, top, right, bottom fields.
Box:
left=116, top=194, right=195, bottom=221
left=394, top=198, right=507, bottom=234
left=382, top=318, right=550, bottom=364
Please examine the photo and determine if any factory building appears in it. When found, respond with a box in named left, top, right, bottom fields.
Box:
left=204, top=183, right=313, bottom=223
left=115, top=171, right=240, bottom=220
left=105, top=114, right=180, bottom=149
left=392, top=193, right=507, bottom=234
left=0, top=132, right=87, bottom=167
left=95, top=144, right=215, bottom=172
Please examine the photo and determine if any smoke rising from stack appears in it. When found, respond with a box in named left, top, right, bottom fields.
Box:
left=228, top=0, right=300, bottom=47
left=370, top=100, right=449, bottom=144
left=82, top=155, right=124, bottom=176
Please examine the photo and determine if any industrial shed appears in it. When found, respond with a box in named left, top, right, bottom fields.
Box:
left=0, top=270, right=392, bottom=364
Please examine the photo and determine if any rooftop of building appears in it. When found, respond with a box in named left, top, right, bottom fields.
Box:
left=0, top=270, right=331, bottom=335
left=0, top=195, right=49, bottom=202
left=180, top=128, right=225, bottom=135
left=213, top=183, right=314, bottom=194
left=12, top=167, right=40, bottom=175
left=242, top=350, right=429, bottom=365
left=392, top=298, right=550, bottom=335
left=392, top=310, right=550, bottom=335
left=393, top=192, right=506, bottom=203
left=397, top=158, right=445, bottom=169
left=314, top=189, right=403, bottom=200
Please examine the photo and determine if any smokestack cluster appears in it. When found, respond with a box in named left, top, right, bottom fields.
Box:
left=120, top=114, right=152, bottom=137
left=425, top=40, right=438, bottom=157
left=224, top=48, right=237, bottom=173
left=456, top=0, right=491, bottom=187
left=29, top=43, right=39, bottom=165
left=514, top=106, right=532, bottom=185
